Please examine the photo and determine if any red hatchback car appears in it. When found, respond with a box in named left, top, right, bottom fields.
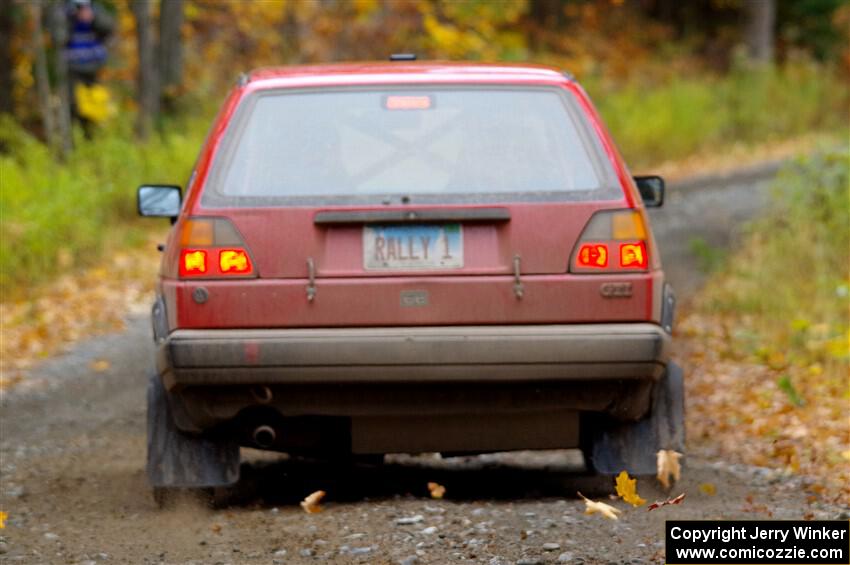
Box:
left=138, top=60, right=683, bottom=499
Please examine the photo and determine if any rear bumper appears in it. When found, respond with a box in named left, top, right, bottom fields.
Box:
left=157, top=324, right=671, bottom=449
left=157, top=323, right=671, bottom=389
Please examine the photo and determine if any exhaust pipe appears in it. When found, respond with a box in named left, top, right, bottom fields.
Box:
left=251, top=385, right=273, bottom=404
left=252, top=425, right=276, bottom=448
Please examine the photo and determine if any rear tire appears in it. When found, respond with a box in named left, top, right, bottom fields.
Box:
left=583, top=362, right=685, bottom=475
left=146, top=371, right=240, bottom=504
left=349, top=454, right=385, bottom=466
left=151, top=486, right=231, bottom=509
left=152, top=486, right=176, bottom=509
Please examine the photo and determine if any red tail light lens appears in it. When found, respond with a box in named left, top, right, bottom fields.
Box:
left=180, top=249, right=208, bottom=276
left=175, top=217, right=256, bottom=279
left=577, top=243, right=609, bottom=268
left=570, top=210, right=652, bottom=273
left=619, top=242, right=647, bottom=269
left=219, top=249, right=252, bottom=274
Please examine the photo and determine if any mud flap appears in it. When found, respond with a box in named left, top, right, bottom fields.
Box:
left=146, top=371, right=240, bottom=488
left=588, top=362, right=685, bottom=475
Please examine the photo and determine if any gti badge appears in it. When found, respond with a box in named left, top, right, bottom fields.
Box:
left=600, top=282, right=632, bottom=298
left=400, top=290, right=429, bottom=307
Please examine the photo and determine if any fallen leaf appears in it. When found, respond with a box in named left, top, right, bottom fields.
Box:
left=647, top=493, right=685, bottom=511
left=0, top=235, right=162, bottom=392
left=656, top=450, right=682, bottom=488
left=210, top=523, right=221, bottom=534
left=0, top=510, right=7, bottom=529
left=90, top=359, right=111, bottom=372
left=300, top=490, right=326, bottom=514
left=614, top=471, right=645, bottom=507
left=578, top=491, right=621, bottom=520
left=427, top=482, right=445, bottom=499
left=767, top=350, right=787, bottom=370
left=698, top=482, right=717, bottom=496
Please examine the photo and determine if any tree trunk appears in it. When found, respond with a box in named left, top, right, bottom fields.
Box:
left=30, top=3, right=57, bottom=148
left=47, top=0, right=73, bottom=157
left=158, top=0, right=184, bottom=108
left=132, top=0, right=159, bottom=139
left=744, top=0, right=775, bottom=63
left=280, top=0, right=301, bottom=63
left=530, top=0, right=562, bottom=30
left=0, top=0, right=15, bottom=116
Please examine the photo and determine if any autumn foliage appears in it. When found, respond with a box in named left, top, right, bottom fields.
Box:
left=0, top=0, right=847, bottom=506
left=683, top=151, right=850, bottom=504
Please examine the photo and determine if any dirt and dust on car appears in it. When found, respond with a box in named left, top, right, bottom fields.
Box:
left=135, top=60, right=685, bottom=507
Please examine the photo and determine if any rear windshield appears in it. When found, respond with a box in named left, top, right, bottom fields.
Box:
left=201, top=86, right=621, bottom=207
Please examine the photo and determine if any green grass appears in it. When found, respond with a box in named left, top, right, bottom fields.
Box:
left=0, top=115, right=208, bottom=297
left=590, top=60, right=849, bottom=167
left=699, top=148, right=850, bottom=371
left=688, top=236, right=729, bottom=274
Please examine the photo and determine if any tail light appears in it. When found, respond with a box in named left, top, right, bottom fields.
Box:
left=179, top=249, right=209, bottom=276
left=176, top=218, right=255, bottom=279
left=219, top=249, right=251, bottom=274
left=571, top=210, right=651, bottom=273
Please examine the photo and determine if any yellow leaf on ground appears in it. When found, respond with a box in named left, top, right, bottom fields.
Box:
left=0, top=510, right=7, bottom=528
left=300, top=490, right=326, bottom=514
left=699, top=482, right=717, bottom=496
left=578, top=491, right=621, bottom=520
left=615, top=470, right=646, bottom=507
left=90, top=359, right=111, bottom=372
left=427, top=482, right=446, bottom=499
left=656, top=450, right=682, bottom=489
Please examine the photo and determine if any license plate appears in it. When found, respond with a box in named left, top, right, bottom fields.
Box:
left=363, top=224, right=463, bottom=270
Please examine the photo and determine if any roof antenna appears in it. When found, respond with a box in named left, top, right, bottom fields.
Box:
left=389, top=53, right=417, bottom=61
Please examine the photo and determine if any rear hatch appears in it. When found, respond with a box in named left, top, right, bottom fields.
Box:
left=174, top=85, right=654, bottom=328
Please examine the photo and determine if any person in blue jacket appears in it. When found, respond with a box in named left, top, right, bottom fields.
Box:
left=65, top=0, right=114, bottom=129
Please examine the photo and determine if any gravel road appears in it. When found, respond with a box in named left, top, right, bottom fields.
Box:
left=1, top=163, right=845, bottom=564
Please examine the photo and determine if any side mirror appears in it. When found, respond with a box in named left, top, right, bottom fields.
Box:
left=634, top=175, right=665, bottom=208
left=138, top=185, right=181, bottom=219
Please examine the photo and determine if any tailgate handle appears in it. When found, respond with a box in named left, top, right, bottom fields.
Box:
left=306, top=258, right=317, bottom=302
left=513, top=254, right=524, bottom=300
left=314, top=207, right=510, bottom=224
